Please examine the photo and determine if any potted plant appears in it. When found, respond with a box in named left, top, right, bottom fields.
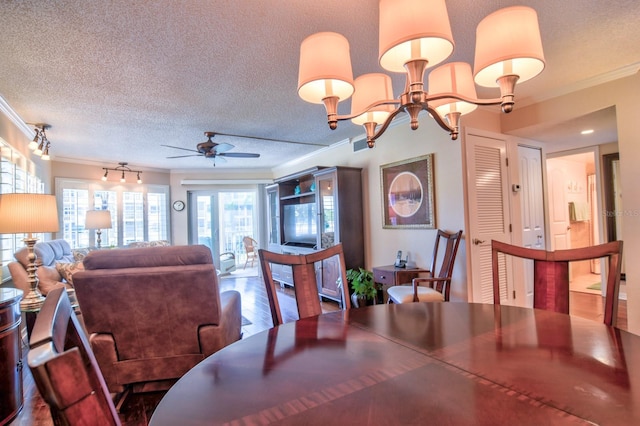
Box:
left=346, top=268, right=377, bottom=308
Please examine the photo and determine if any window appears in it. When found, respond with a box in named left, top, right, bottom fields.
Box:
left=56, top=178, right=169, bottom=249
left=1, top=138, right=44, bottom=282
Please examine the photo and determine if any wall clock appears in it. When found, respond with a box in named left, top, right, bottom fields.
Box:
left=172, top=200, right=185, bottom=211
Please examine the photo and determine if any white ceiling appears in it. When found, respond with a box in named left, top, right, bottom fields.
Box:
left=1, top=0, right=639, bottom=172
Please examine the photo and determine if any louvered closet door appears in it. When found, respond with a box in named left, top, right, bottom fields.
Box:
left=465, top=132, right=513, bottom=304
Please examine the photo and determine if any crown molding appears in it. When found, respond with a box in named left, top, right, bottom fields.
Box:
left=0, top=95, right=35, bottom=138
left=521, top=62, right=640, bottom=106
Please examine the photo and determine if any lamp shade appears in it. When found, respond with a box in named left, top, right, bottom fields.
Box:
left=428, top=62, right=478, bottom=116
left=298, top=32, right=354, bottom=104
left=85, top=210, right=112, bottom=230
left=0, top=193, right=59, bottom=234
left=379, top=0, right=454, bottom=73
left=351, top=73, right=395, bottom=125
left=474, top=6, right=545, bottom=87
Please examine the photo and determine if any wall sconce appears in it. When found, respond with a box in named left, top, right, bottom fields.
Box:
left=101, top=162, right=143, bottom=184
left=28, top=123, right=52, bottom=161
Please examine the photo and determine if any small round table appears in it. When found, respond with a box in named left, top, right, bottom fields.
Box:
left=151, top=302, right=640, bottom=425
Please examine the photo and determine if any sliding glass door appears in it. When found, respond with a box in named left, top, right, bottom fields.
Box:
left=188, top=189, right=258, bottom=271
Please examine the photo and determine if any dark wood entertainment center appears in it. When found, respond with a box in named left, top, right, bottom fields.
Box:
left=265, top=166, right=364, bottom=305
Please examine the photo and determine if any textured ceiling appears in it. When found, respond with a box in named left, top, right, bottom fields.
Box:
left=1, top=0, right=639, bottom=172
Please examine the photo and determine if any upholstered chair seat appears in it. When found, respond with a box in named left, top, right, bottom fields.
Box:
left=386, top=284, right=445, bottom=304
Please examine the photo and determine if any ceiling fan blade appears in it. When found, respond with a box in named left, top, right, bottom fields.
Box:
left=213, top=132, right=325, bottom=147
left=218, top=152, right=261, bottom=158
left=166, top=154, right=202, bottom=159
left=213, top=142, right=234, bottom=154
left=161, top=144, right=199, bottom=153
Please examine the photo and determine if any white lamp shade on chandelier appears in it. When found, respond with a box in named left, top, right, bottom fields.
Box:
left=428, top=62, right=478, bottom=117
left=473, top=6, right=545, bottom=88
left=378, top=0, right=454, bottom=73
left=0, top=193, right=59, bottom=235
left=297, top=32, right=354, bottom=104
left=85, top=210, right=112, bottom=230
left=350, top=73, right=395, bottom=125
left=297, top=0, right=546, bottom=145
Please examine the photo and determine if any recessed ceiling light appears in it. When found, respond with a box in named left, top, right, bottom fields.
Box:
left=581, top=129, right=594, bottom=135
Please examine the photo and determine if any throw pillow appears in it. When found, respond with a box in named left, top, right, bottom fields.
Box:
left=72, top=248, right=93, bottom=262
left=56, top=261, right=85, bottom=285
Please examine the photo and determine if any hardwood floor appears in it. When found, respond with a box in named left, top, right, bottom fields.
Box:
left=9, top=274, right=626, bottom=425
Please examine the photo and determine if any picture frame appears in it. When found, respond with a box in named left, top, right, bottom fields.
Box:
left=380, top=154, right=435, bottom=229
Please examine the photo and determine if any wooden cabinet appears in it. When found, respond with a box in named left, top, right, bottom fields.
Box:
left=268, top=166, right=364, bottom=304
left=0, top=288, right=23, bottom=425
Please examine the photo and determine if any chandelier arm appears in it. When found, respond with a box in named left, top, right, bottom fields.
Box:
left=370, top=106, right=410, bottom=141
left=424, top=105, right=454, bottom=133
left=334, top=99, right=401, bottom=122
left=425, top=92, right=503, bottom=106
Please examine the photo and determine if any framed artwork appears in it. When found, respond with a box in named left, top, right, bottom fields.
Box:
left=380, top=154, right=435, bottom=229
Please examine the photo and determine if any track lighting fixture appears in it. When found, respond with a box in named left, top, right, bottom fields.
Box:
left=101, top=162, right=143, bottom=184
left=29, top=123, right=52, bottom=160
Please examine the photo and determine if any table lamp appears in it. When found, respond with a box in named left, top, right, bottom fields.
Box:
left=85, top=210, right=112, bottom=248
left=0, top=193, right=59, bottom=310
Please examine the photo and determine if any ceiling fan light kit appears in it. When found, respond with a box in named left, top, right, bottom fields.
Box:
left=297, top=0, right=545, bottom=147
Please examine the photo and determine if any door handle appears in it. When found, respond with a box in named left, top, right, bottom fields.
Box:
left=472, top=238, right=485, bottom=245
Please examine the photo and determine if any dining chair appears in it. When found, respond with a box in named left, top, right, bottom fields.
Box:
left=491, top=239, right=623, bottom=326
left=243, top=236, right=259, bottom=269
left=27, top=286, right=121, bottom=425
left=258, top=243, right=350, bottom=326
left=387, top=230, right=463, bottom=303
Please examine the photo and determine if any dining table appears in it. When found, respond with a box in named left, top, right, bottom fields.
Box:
left=150, top=302, right=640, bottom=425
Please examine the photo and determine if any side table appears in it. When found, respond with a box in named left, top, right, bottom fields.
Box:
left=372, top=265, right=430, bottom=303
left=0, top=288, right=23, bottom=425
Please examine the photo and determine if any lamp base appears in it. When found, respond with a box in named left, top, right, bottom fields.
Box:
left=19, top=289, right=45, bottom=311
left=19, top=236, right=46, bottom=312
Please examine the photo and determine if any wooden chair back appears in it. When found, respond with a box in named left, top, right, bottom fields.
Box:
left=28, top=287, right=120, bottom=425
left=243, top=236, right=258, bottom=268
left=491, top=240, right=623, bottom=326
left=427, top=230, right=463, bottom=301
left=259, top=244, right=350, bottom=326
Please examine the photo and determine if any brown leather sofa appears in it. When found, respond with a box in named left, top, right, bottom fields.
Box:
left=72, top=244, right=242, bottom=394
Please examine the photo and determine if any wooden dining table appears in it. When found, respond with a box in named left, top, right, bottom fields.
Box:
left=150, top=302, right=640, bottom=425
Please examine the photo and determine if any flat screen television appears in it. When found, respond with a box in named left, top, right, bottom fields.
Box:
left=282, top=203, right=317, bottom=246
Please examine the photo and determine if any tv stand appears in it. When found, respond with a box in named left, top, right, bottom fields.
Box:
left=266, top=166, right=364, bottom=304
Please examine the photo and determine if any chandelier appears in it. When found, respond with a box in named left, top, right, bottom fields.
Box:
left=28, top=123, right=52, bottom=160
left=101, top=162, right=142, bottom=184
left=297, top=1, right=545, bottom=147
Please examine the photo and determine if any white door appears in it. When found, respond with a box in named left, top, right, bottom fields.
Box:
left=546, top=164, right=570, bottom=251
left=516, top=145, right=546, bottom=306
left=465, top=132, right=513, bottom=304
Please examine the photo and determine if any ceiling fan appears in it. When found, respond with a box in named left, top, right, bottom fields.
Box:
left=162, top=131, right=261, bottom=165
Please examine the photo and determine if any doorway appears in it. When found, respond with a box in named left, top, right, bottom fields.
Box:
left=188, top=189, right=259, bottom=276
left=546, top=150, right=604, bottom=295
